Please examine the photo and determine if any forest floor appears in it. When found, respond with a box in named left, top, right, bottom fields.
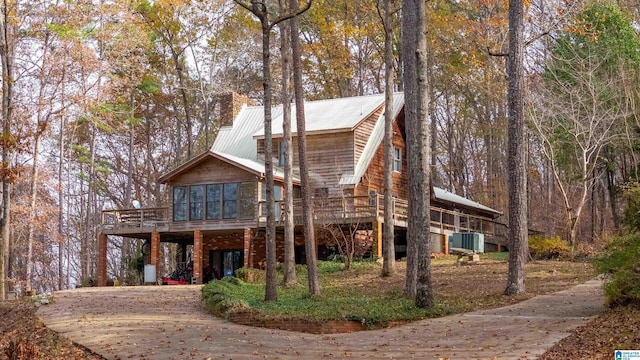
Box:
left=0, top=300, right=103, bottom=360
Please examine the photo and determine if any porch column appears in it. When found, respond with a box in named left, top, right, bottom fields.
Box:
left=97, top=233, right=107, bottom=286
left=151, top=231, right=160, bottom=283
left=442, top=234, right=449, bottom=255
left=193, top=229, right=203, bottom=284
left=372, top=221, right=382, bottom=258
left=243, top=228, right=251, bottom=268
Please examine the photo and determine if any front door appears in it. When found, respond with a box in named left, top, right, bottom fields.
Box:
left=222, top=250, right=243, bottom=277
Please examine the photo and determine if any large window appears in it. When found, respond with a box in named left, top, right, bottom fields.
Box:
left=238, top=182, right=257, bottom=219
left=223, top=183, right=238, bottom=219
left=206, top=184, right=221, bottom=220
left=173, top=182, right=256, bottom=221
left=173, top=186, right=187, bottom=221
left=190, top=185, right=204, bottom=220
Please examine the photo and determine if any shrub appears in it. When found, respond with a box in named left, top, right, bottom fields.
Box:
left=235, top=268, right=266, bottom=283
left=528, top=235, right=571, bottom=259
left=201, top=277, right=250, bottom=317
left=595, top=232, right=640, bottom=307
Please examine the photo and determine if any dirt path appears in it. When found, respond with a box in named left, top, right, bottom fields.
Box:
left=37, top=279, right=604, bottom=360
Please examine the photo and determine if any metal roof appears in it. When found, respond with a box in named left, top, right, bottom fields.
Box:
left=433, top=187, right=502, bottom=216
left=339, top=93, right=404, bottom=185
left=212, top=105, right=283, bottom=159
left=207, top=92, right=500, bottom=217
left=212, top=151, right=298, bottom=183
left=252, top=93, right=387, bottom=138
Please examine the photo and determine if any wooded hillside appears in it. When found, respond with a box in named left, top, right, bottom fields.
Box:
left=0, top=0, right=638, bottom=296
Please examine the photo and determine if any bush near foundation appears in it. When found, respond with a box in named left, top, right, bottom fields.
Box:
left=201, top=277, right=250, bottom=317
left=595, top=232, right=640, bottom=307
left=528, top=236, right=571, bottom=259
left=235, top=267, right=266, bottom=283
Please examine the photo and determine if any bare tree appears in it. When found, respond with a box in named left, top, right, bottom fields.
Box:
left=234, top=0, right=311, bottom=301
left=504, top=0, right=528, bottom=296
left=279, top=4, right=296, bottom=287
left=290, top=0, right=320, bottom=296
left=403, top=0, right=434, bottom=307
left=0, top=0, right=15, bottom=300
left=381, top=0, right=396, bottom=277
left=316, top=190, right=371, bottom=270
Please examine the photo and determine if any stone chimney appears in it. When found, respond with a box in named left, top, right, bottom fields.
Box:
left=219, top=92, right=253, bottom=127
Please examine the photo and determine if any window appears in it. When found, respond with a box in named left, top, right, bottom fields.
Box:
left=206, top=184, right=221, bottom=220
left=314, top=187, right=329, bottom=198
left=189, top=185, right=204, bottom=220
left=223, top=183, right=238, bottom=219
left=238, top=182, right=256, bottom=219
left=173, top=186, right=187, bottom=221
left=393, top=147, right=402, bottom=172
left=172, top=182, right=257, bottom=221
left=260, top=183, right=283, bottom=220
left=278, top=140, right=286, bottom=167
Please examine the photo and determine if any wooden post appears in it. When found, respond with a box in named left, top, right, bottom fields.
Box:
left=442, top=233, right=449, bottom=255
left=150, top=231, right=160, bottom=283
left=243, top=228, right=251, bottom=268
left=372, top=221, right=382, bottom=258
left=97, top=233, right=107, bottom=286
left=193, top=229, right=203, bottom=284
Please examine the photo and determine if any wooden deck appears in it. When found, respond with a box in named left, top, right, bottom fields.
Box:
left=101, top=194, right=497, bottom=237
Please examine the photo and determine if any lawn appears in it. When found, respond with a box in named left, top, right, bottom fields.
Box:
left=202, top=255, right=595, bottom=327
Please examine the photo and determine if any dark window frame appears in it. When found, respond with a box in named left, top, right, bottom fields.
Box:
left=173, top=186, right=188, bottom=222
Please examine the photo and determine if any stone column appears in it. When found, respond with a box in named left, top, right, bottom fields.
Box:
left=193, top=229, right=203, bottom=284
left=97, top=233, right=108, bottom=286
left=243, top=228, right=252, bottom=268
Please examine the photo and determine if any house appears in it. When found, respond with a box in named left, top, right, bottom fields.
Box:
left=97, top=92, right=502, bottom=286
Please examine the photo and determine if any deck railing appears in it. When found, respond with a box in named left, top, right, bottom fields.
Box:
left=101, top=207, right=168, bottom=231
left=101, top=195, right=496, bottom=236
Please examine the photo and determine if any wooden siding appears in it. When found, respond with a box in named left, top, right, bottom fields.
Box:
left=306, top=132, right=354, bottom=196
left=357, top=118, right=408, bottom=199
left=353, top=106, right=384, bottom=165
left=167, top=156, right=258, bottom=186
left=165, top=156, right=259, bottom=224
left=258, top=132, right=355, bottom=197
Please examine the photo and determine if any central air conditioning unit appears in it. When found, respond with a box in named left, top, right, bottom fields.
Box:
left=451, top=232, right=484, bottom=253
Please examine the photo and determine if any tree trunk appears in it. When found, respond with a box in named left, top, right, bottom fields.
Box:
left=259, top=19, right=278, bottom=302
left=122, top=90, right=135, bottom=283
left=83, top=124, right=97, bottom=280
left=412, top=0, right=434, bottom=309
left=402, top=0, right=418, bottom=298
left=58, top=114, right=65, bottom=290
left=504, top=0, right=528, bottom=296
left=171, top=49, right=193, bottom=161
left=0, top=0, right=15, bottom=299
left=290, top=0, right=320, bottom=296
left=25, top=133, right=42, bottom=292
left=606, top=167, right=620, bottom=231
left=381, top=0, right=395, bottom=277
left=280, top=15, right=296, bottom=287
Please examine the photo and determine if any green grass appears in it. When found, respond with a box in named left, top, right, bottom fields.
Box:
left=480, top=252, right=510, bottom=261
left=201, top=261, right=454, bottom=327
